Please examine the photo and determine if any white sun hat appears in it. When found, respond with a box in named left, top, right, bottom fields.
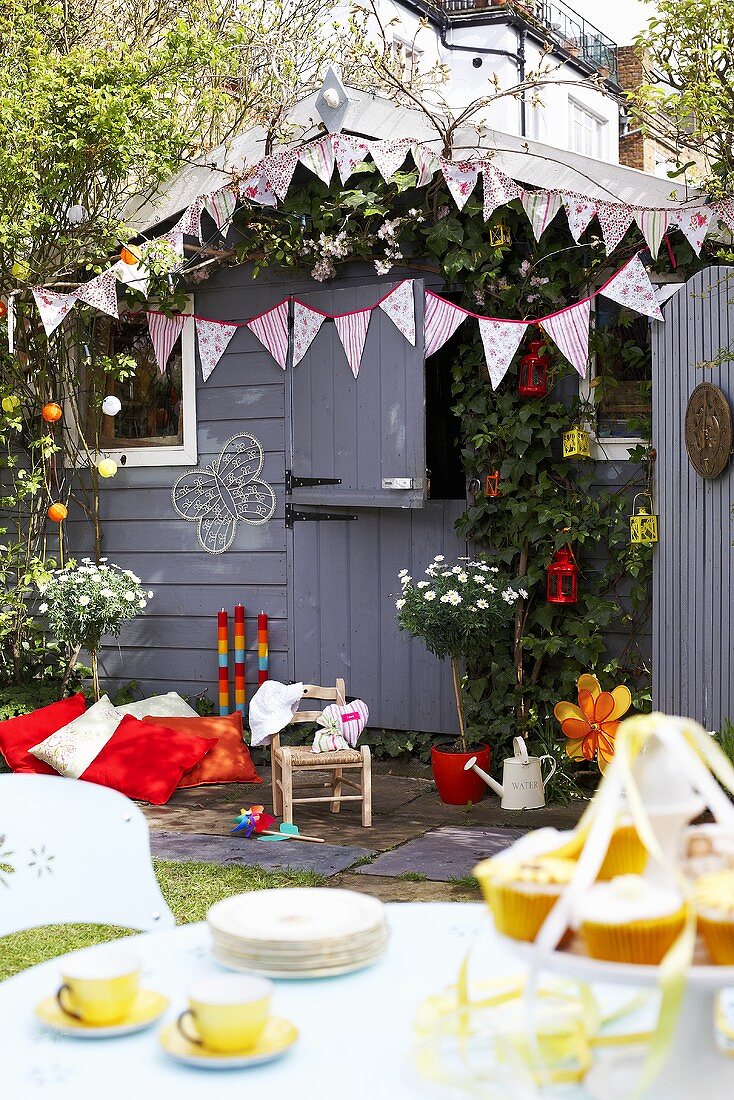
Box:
left=248, top=681, right=304, bottom=746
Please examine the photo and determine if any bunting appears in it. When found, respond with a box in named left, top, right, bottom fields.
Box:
left=241, top=171, right=277, bottom=207
left=76, top=270, right=118, bottom=318
left=334, top=309, right=371, bottom=377
left=204, top=188, right=237, bottom=231
left=292, top=301, right=327, bottom=366
left=562, top=194, right=598, bottom=243
left=541, top=299, right=591, bottom=378
left=113, top=257, right=149, bottom=299
left=714, top=199, right=734, bottom=234
left=378, top=280, right=416, bottom=344
left=596, top=201, right=635, bottom=256
left=424, top=292, right=467, bottom=357
left=177, top=197, right=205, bottom=239
left=32, top=288, right=77, bottom=336
left=413, top=143, right=440, bottom=188
left=601, top=254, right=663, bottom=321
left=478, top=318, right=529, bottom=390
left=636, top=209, right=670, bottom=258
left=441, top=160, right=480, bottom=210
left=483, top=165, right=522, bottom=221
left=246, top=300, right=290, bottom=370
left=262, top=150, right=299, bottom=201
left=521, top=190, right=563, bottom=241
left=298, top=138, right=334, bottom=186
left=196, top=317, right=239, bottom=381
left=671, top=207, right=713, bottom=256
left=332, top=134, right=370, bottom=185
left=147, top=312, right=187, bottom=374
left=368, top=138, right=410, bottom=183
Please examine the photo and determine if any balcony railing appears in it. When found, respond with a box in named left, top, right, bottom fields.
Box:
left=440, top=0, right=619, bottom=81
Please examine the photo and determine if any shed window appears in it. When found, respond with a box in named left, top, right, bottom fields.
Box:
left=593, top=299, right=652, bottom=440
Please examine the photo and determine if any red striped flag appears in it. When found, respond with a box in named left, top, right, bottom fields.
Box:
left=147, top=311, right=187, bottom=374
left=334, top=309, right=371, bottom=377
left=541, top=300, right=591, bottom=379
left=246, top=300, right=289, bottom=370
left=424, top=292, right=467, bottom=357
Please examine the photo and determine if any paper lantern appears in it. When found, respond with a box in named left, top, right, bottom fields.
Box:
left=0, top=301, right=7, bottom=320
left=101, top=395, right=122, bottom=416
left=120, top=245, right=141, bottom=265
left=98, top=458, right=118, bottom=479
left=518, top=339, right=549, bottom=398
left=485, top=471, right=501, bottom=498
left=563, top=427, right=591, bottom=459
left=41, top=402, right=63, bottom=423
left=489, top=224, right=511, bottom=247
left=630, top=494, right=658, bottom=545
left=47, top=502, right=68, bottom=522
left=2, top=395, right=20, bottom=413
left=546, top=546, right=579, bottom=605
left=11, top=260, right=30, bottom=281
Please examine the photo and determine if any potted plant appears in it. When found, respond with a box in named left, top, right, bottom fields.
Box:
left=396, top=556, right=526, bottom=804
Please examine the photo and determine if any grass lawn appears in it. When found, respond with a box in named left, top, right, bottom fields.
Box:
left=0, top=859, right=325, bottom=982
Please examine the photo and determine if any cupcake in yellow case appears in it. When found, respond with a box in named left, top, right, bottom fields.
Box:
left=512, top=818, right=647, bottom=881
left=577, top=875, right=686, bottom=965
left=694, top=871, right=734, bottom=964
left=474, top=857, right=576, bottom=942
left=681, top=826, right=734, bottom=880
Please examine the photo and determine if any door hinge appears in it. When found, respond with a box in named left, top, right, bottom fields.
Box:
left=285, top=470, right=342, bottom=495
left=285, top=504, right=358, bottom=528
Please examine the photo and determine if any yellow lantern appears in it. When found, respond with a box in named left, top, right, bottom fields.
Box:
left=563, top=427, right=591, bottom=459
left=489, top=224, right=511, bottom=247
left=98, top=458, right=118, bottom=479
left=11, top=260, right=30, bottom=281
left=2, top=395, right=20, bottom=413
left=629, top=493, right=659, bottom=545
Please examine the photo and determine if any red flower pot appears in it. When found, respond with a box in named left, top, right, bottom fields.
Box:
left=431, top=744, right=491, bottom=805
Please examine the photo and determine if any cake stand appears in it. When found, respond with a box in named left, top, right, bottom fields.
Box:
left=498, top=933, right=734, bottom=1100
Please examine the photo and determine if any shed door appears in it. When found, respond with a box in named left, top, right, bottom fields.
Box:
left=287, top=280, right=426, bottom=509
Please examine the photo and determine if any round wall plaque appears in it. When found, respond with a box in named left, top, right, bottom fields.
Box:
left=684, top=383, right=733, bottom=479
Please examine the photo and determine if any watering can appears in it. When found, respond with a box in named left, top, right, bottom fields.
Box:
left=464, top=737, right=556, bottom=810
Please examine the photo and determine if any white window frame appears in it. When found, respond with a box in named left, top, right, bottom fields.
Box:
left=568, top=97, right=607, bottom=160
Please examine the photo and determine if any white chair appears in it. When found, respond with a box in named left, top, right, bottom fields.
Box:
left=0, top=774, right=174, bottom=936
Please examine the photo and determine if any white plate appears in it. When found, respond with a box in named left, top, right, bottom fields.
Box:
left=207, top=888, right=385, bottom=943
left=212, top=947, right=387, bottom=979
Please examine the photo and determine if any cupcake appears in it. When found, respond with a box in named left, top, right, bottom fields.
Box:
left=681, top=825, right=734, bottom=880
left=596, top=820, right=647, bottom=881
left=694, top=871, right=734, bottom=964
left=577, top=875, right=686, bottom=964
left=474, top=856, right=576, bottom=942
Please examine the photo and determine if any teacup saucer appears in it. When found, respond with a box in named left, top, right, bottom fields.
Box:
left=159, top=1016, right=299, bottom=1069
left=35, top=989, right=169, bottom=1038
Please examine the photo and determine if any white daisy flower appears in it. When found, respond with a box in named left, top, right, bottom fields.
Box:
left=395, top=598, right=406, bottom=610
left=78, top=595, right=90, bottom=606
left=138, top=600, right=147, bottom=609
left=398, top=568, right=409, bottom=577
left=424, top=590, right=436, bottom=601
left=400, top=575, right=412, bottom=587
left=147, top=591, right=154, bottom=598
left=38, top=602, right=48, bottom=613
left=101, top=588, right=114, bottom=597
left=433, top=554, right=445, bottom=562
left=417, top=581, right=430, bottom=589
left=124, top=592, right=136, bottom=601
left=477, top=598, right=489, bottom=609
left=456, top=572, right=468, bottom=582
left=518, top=589, right=528, bottom=599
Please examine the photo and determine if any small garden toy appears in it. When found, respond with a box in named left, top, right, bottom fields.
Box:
left=554, top=673, right=632, bottom=773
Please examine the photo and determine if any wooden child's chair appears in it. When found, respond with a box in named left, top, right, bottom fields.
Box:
left=270, top=679, right=372, bottom=827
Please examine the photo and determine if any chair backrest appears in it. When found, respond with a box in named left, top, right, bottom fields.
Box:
left=0, top=774, right=175, bottom=937
left=270, top=679, right=346, bottom=751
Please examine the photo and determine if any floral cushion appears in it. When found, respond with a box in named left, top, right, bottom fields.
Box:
left=116, top=692, right=198, bottom=719
left=29, top=695, right=123, bottom=778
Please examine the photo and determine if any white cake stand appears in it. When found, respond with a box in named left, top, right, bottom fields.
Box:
left=497, top=933, right=734, bottom=1100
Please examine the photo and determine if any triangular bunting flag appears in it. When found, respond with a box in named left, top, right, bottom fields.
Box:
left=292, top=301, right=327, bottom=366
left=6, top=292, right=17, bottom=353
left=147, top=312, right=187, bottom=374
left=424, top=292, right=467, bottom=357
left=334, top=310, right=371, bottom=378
left=412, top=144, right=440, bottom=187
left=521, top=190, right=563, bottom=241
left=177, top=197, right=205, bottom=239
left=32, top=287, right=77, bottom=336
left=204, top=188, right=237, bottom=231
left=332, top=135, right=370, bottom=185
left=441, top=159, right=481, bottom=210
left=112, top=257, right=149, bottom=299
left=76, top=269, right=118, bottom=318
left=378, top=280, right=415, bottom=345
left=298, top=138, right=334, bottom=186
left=541, top=299, right=591, bottom=378
left=246, top=300, right=289, bottom=370
left=670, top=207, right=713, bottom=255
left=368, top=138, right=410, bottom=183
left=241, top=171, right=277, bottom=207
left=477, top=318, right=529, bottom=390
left=596, top=201, right=635, bottom=256
left=562, top=194, right=598, bottom=243
left=636, top=209, right=670, bottom=258
left=262, top=150, right=299, bottom=201
left=600, top=254, right=663, bottom=321
left=714, top=199, right=734, bottom=234
left=483, top=165, right=522, bottom=221
left=196, top=317, right=239, bottom=382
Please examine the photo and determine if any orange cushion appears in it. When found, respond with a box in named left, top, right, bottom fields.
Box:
left=142, top=712, right=261, bottom=787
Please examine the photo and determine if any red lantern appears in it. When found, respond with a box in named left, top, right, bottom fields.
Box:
left=485, top=471, right=501, bottom=498
left=518, top=339, right=549, bottom=398
left=546, top=547, right=579, bottom=604
left=0, top=300, right=7, bottom=321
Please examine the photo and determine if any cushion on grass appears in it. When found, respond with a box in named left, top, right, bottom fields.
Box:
left=116, top=692, right=198, bottom=719
left=80, top=714, right=216, bottom=804
left=142, top=712, right=262, bottom=787
left=29, top=694, right=123, bottom=778
left=0, top=693, right=87, bottom=774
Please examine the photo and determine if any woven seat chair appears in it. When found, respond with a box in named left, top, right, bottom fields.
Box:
left=270, top=679, right=372, bottom=827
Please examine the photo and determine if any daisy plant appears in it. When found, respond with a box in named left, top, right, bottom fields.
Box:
left=38, top=559, right=153, bottom=700
left=554, top=673, right=632, bottom=773
left=396, top=556, right=526, bottom=752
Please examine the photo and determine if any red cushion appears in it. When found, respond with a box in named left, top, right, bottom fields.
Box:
left=80, top=715, right=216, bottom=805
left=0, top=693, right=87, bottom=773
left=142, top=712, right=261, bottom=787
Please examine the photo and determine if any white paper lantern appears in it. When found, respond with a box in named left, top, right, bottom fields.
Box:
left=66, top=204, right=87, bottom=225
left=101, top=395, right=122, bottom=416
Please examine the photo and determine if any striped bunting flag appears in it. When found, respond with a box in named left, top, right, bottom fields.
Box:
left=424, top=292, right=467, bottom=357
left=204, top=188, right=237, bottom=231
left=246, top=300, right=289, bottom=370
left=292, top=301, right=326, bottom=366
left=334, top=309, right=371, bottom=378
left=147, top=312, right=187, bottom=374
left=32, top=287, right=77, bottom=336
left=298, top=138, right=334, bottom=186
left=412, top=144, right=440, bottom=187
left=636, top=209, right=670, bottom=258
left=520, top=190, right=563, bottom=241
left=477, top=318, right=529, bottom=390
left=541, top=299, right=591, bottom=378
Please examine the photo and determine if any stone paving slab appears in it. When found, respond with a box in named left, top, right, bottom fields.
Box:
left=151, top=831, right=374, bottom=877
left=354, top=825, right=525, bottom=882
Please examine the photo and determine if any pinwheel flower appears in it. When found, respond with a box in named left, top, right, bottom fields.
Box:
left=232, top=805, right=275, bottom=837
left=554, top=674, right=632, bottom=773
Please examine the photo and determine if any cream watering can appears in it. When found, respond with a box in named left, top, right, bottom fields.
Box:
left=464, top=737, right=556, bottom=810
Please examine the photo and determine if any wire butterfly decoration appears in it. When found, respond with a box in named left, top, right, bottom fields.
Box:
left=172, top=432, right=276, bottom=554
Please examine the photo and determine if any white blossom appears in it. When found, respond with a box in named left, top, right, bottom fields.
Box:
left=477, top=598, right=489, bottom=609
left=434, top=554, right=445, bottom=562
left=400, top=574, right=412, bottom=587
left=124, top=592, right=136, bottom=602
left=398, top=568, right=409, bottom=577
left=423, top=590, right=436, bottom=601
left=38, top=602, right=48, bottom=613
left=440, top=590, right=462, bottom=605
left=138, top=600, right=147, bottom=609
left=78, top=595, right=90, bottom=606
left=101, top=588, right=114, bottom=598
left=417, top=581, right=430, bottom=589
left=395, top=598, right=406, bottom=610
left=518, top=588, right=528, bottom=599
left=456, top=571, right=468, bottom=582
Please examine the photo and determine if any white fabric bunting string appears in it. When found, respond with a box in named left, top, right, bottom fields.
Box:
left=636, top=209, right=670, bottom=258
left=292, top=302, right=327, bottom=366
left=596, top=201, right=635, bottom=256
left=32, top=287, right=77, bottom=336
left=76, top=270, right=118, bottom=318
left=541, top=299, right=591, bottom=378
left=246, top=300, right=290, bottom=370
left=478, top=318, right=530, bottom=390
left=112, top=257, right=149, bottom=300
left=241, top=172, right=277, bottom=207
left=204, top=188, right=237, bottom=231
left=562, top=194, right=598, bottom=243
left=670, top=207, right=712, bottom=255
left=332, top=135, right=370, bottom=185
left=196, top=317, right=239, bottom=381
left=334, top=309, right=371, bottom=377
left=441, top=160, right=481, bottom=210
left=424, top=293, right=467, bottom=357
left=601, top=254, right=663, bottom=321
left=147, top=312, right=186, bottom=374
left=521, top=190, right=563, bottom=241
left=483, top=165, right=522, bottom=221
left=413, top=144, right=441, bottom=188
left=262, top=150, right=299, bottom=201
left=6, top=292, right=17, bottom=353
left=298, top=138, right=334, bottom=186
left=368, top=138, right=411, bottom=183
left=378, top=280, right=416, bottom=345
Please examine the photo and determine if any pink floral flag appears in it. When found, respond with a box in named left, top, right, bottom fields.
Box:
left=600, top=254, right=663, bottom=321
left=477, top=318, right=529, bottom=390
left=636, top=209, right=670, bottom=258
left=298, top=138, right=334, bottom=186
left=245, top=300, right=290, bottom=370
left=441, top=159, right=480, bottom=210
left=196, top=317, right=239, bottom=382
left=596, top=201, right=635, bottom=255
left=332, top=135, right=370, bottom=184
left=240, top=171, right=277, bottom=207
left=714, top=199, right=734, bottom=233
left=204, top=188, right=237, bottom=230
left=541, top=299, right=591, bottom=378
left=482, top=165, right=522, bottom=221
left=262, top=150, right=299, bottom=201
left=562, top=194, right=598, bottom=243
left=147, top=311, right=187, bottom=374
left=670, top=206, right=713, bottom=255
left=520, top=190, right=562, bottom=241
left=378, top=280, right=415, bottom=345
left=368, top=138, right=410, bottom=183
left=292, top=301, right=327, bottom=366
left=412, top=143, right=440, bottom=187
left=424, top=291, right=467, bottom=357
left=334, top=309, right=372, bottom=378
left=177, top=197, right=205, bottom=240
left=76, top=269, right=118, bottom=318
left=113, top=257, right=149, bottom=299
left=32, top=287, right=77, bottom=336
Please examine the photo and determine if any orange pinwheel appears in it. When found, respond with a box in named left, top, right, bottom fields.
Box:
left=554, top=673, right=632, bottom=773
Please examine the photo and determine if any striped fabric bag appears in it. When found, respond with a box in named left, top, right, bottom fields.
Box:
left=316, top=700, right=370, bottom=748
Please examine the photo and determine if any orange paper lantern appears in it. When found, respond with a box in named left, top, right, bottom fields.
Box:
left=120, top=245, right=140, bottom=265
left=41, top=402, right=63, bottom=423
left=47, top=502, right=68, bottom=522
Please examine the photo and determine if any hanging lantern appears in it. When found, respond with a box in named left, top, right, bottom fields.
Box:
left=2, top=395, right=20, bottom=413
left=485, top=471, right=501, bottom=498
left=518, top=339, right=549, bottom=398
left=101, top=395, right=122, bottom=416
left=0, top=300, right=7, bottom=320
left=47, top=502, right=68, bottom=522
left=629, top=493, right=659, bottom=545
left=41, top=402, right=63, bottom=423
left=546, top=546, right=579, bottom=605
left=563, top=427, right=591, bottom=459
left=98, top=458, right=118, bottom=479
left=489, top=224, right=511, bottom=247
left=120, top=245, right=141, bottom=266
left=11, top=260, right=30, bottom=282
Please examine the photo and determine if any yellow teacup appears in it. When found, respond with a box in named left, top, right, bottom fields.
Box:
left=57, top=951, right=140, bottom=1026
left=177, top=976, right=273, bottom=1053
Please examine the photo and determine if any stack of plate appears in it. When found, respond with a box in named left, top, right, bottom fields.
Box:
left=207, top=888, right=389, bottom=979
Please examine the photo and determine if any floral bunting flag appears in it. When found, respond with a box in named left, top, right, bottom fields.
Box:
left=76, top=269, right=118, bottom=318
left=562, top=194, right=598, bottom=243
left=334, top=309, right=371, bottom=378
left=477, top=318, right=529, bottom=390
left=441, top=159, right=481, bottom=210
left=262, top=150, right=299, bottom=201
left=240, top=171, right=277, bottom=207
left=541, top=299, right=591, bottom=378
left=177, top=197, right=205, bottom=240
left=196, top=317, right=239, bottom=381
left=368, top=138, right=410, bottom=183
left=378, top=280, right=415, bottom=344
left=32, top=287, right=77, bottom=336
left=113, top=257, right=149, bottom=299
left=204, top=188, right=237, bottom=231
left=600, top=254, right=663, bottom=321
left=424, top=292, right=467, bottom=357
left=636, top=209, right=670, bottom=258
left=245, top=300, right=290, bottom=370
left=671, top=207, right=713, bottom=255
left=483, top=165, right=521, bottom=221
left=292, top=301, right=327, bottom=366
left=332, top=135, right=370, bottom=184
left=520, top=190, right=562, bottom=241
left=412, top=144, right=440, bottom=188
left=298, top=138, right=334, bottom=186
left=714, top=199, right=734, bottom=234
left=147, top=311, right=187, bottom=374
left=596, top=201, right=635, bottom=256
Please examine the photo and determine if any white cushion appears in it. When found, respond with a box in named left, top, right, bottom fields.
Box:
left=29, top=695, right=123, bottom=778
left=116, top=691, right=199, bottom=719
